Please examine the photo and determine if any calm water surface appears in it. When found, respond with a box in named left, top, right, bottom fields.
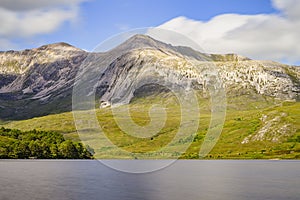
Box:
left=0, top=160, right=299, bottom=200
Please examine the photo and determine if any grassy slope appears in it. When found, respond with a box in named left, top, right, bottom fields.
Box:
left=1, top=94, right=300, bottom=159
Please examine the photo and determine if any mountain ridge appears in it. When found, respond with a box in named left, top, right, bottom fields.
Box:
left=0, top=34, right=299, bottom=120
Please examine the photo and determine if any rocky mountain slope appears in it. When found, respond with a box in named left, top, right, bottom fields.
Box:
left=0, top=35, right=299, bottom=120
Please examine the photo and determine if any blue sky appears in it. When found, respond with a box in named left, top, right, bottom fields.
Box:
left=0, top=0, right=299, bottom=64
left=37, top=0, right=277, bottom=51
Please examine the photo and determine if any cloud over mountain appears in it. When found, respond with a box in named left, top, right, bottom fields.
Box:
left=157, top=0, right=300, bottom=64
left=0, top=0, right=86, bottom=49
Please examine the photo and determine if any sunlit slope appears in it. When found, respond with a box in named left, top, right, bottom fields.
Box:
left=3, top=94, right=300, bottom=159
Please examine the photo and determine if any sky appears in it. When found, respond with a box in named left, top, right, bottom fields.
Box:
left=0, top=0, right=299, bottom=65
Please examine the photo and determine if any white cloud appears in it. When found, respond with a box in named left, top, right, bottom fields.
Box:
left=0, top=7, right=78, bottom=38
left=0, top=0, right=86, bottom=50
left=272, top=0, right=300, bottom=19
left=0, top=0, right=83, bottom=11
left=156, top=0, right=300, bottom=64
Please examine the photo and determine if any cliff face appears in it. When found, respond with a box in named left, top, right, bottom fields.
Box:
left=0, top=35, right=299, bottom=120
left=95, top=49, right=300, bottom=104
left=218, top=61, right=299, bottom=99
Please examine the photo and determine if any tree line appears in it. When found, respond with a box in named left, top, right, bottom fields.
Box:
left=0, top=127, right=94, bottom=159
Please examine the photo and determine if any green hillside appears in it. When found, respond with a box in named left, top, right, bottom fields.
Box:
left=2, top=94, right=300, bottom=159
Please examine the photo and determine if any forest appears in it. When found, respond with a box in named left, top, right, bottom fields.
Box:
left=0, top=127, right=94, bottom=159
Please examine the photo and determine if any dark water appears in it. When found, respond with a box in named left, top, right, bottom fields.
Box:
left=0, top=160, right=299, bottom=200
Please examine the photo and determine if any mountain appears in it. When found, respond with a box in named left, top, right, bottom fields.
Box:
left=0, top=42, right=87, bottom=119
left=0, top=34, right=299, bottom=120
left=1, top=34, right=300, bottom=159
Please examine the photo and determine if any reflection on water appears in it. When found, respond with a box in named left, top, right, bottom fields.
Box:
left=0, top=160, right=299, bottom=200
